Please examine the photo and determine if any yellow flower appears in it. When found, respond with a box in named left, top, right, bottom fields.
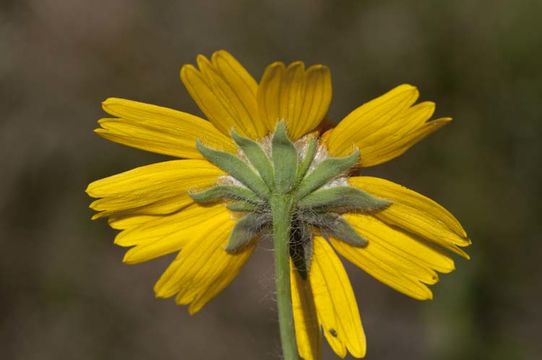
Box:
left=87, top=50, right=469, bottom=359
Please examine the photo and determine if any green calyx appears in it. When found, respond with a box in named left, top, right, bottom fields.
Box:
left=298, top=186, right=391, bottom=213
left=191, top=122, right=391, bottom=273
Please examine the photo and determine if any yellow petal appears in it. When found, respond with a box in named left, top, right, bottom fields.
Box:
left=349, top=176, right=470, bottom=257
left=87, top=159, right=223, bottom=220
left=291, top=265, right=322, bottom=360
left=346, top=212, right=455, bottom=275
left=108, top=214, right=159, bottom=230
left=91, top=195, right=193, bottom=221
left=180, top=50, right=266, bottom=139
left=153, top=208, right=255, bottom=314
left=98, top=98, right=234, bottom=158
left=120, top=203, right=228, bottom=263
left=360, top=117, right=452, bottom=167
left=347, top=217, right=439, bottom=284
left=331, top=233, right=434, bottom=301
left=311, top=237, right=366, bottom=358
left=326, top=84, right=449, bottom=167
left=258, top=61, right=332, bottom=140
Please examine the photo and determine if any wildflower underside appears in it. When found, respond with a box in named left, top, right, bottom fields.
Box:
left=193, top=123, right=390, bottom=274
left=87, top=50, right=470, bottom=360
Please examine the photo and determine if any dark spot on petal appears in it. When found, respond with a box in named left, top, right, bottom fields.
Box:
left=329, top=328, right=337, bottom=337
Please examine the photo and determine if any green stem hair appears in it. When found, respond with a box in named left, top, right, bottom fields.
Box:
left=270, top=194, right=299, bottom=360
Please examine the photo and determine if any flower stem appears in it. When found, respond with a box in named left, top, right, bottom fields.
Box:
left=270, top=194, right=299, bottom=360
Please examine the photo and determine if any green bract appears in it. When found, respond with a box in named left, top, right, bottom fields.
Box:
left=191, top=122, right=391, bottom=272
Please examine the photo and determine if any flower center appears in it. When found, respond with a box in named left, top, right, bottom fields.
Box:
left=191, top=122, right=390, bottom=277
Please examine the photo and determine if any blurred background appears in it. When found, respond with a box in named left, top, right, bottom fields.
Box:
left=1, top=0, right=541, bottom=359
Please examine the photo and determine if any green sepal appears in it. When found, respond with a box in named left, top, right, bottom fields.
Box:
left=272, top=122, right=298, bottom=194
left=226, top=200, right=258, bottom=213
left=226, top=212, right=269, bottom=253
left=196, top=140, right=270, bottom=199
left=289, top=220, right=313, bottom=280
left=190, top=185, right=261, bottom=205
left=295, top=149, right=360, bottom=200
left=294, top=136, right=318, bottom=186
left=298, top=211, right=368, bottom=247
left=298, top=186, right=391, bottom=213
left=231, top=129, right=275, bottom=189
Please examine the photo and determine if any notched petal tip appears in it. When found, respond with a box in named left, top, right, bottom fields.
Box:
left=101, top=97, right=145, bottom=117
left=101, top=97, right=120, bottom=111
left=122, top=250, right=139, bottom=265
left=92, top=127, right=112, bottom=140
left=396, top=83, right=419, bottom=94
left=211, top=49, right=231, bottom=60
left=287, top=60, right=305, bottom=71
left=85, top=182, right=96, bottom=196
left=90, top=213, right=102, bottom=221
left=96, top=117, right=109, bottom=125
left=196, top=53, right=211, bottom=66
left=179, top=63, right=199, bottom=82
left=187, top=304, right=202, bottom=316
left=262, top=61, right=286, bottom=77
left=307, top=63, right=330, bottom=72
left=88, top=198, right=103, bottom=210
left=306, top=64, right=332, bottom=83
left=153, top=282, right=175, bottom=299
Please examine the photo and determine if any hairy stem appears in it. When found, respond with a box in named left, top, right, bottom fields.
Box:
left=271, top=194, right=299, bottom=360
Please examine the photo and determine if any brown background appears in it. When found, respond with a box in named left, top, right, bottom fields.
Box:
left=1, top=0, right=541, bottom=359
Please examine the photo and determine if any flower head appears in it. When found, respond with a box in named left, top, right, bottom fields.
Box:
left=87, top=50, right=469, bottom=359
